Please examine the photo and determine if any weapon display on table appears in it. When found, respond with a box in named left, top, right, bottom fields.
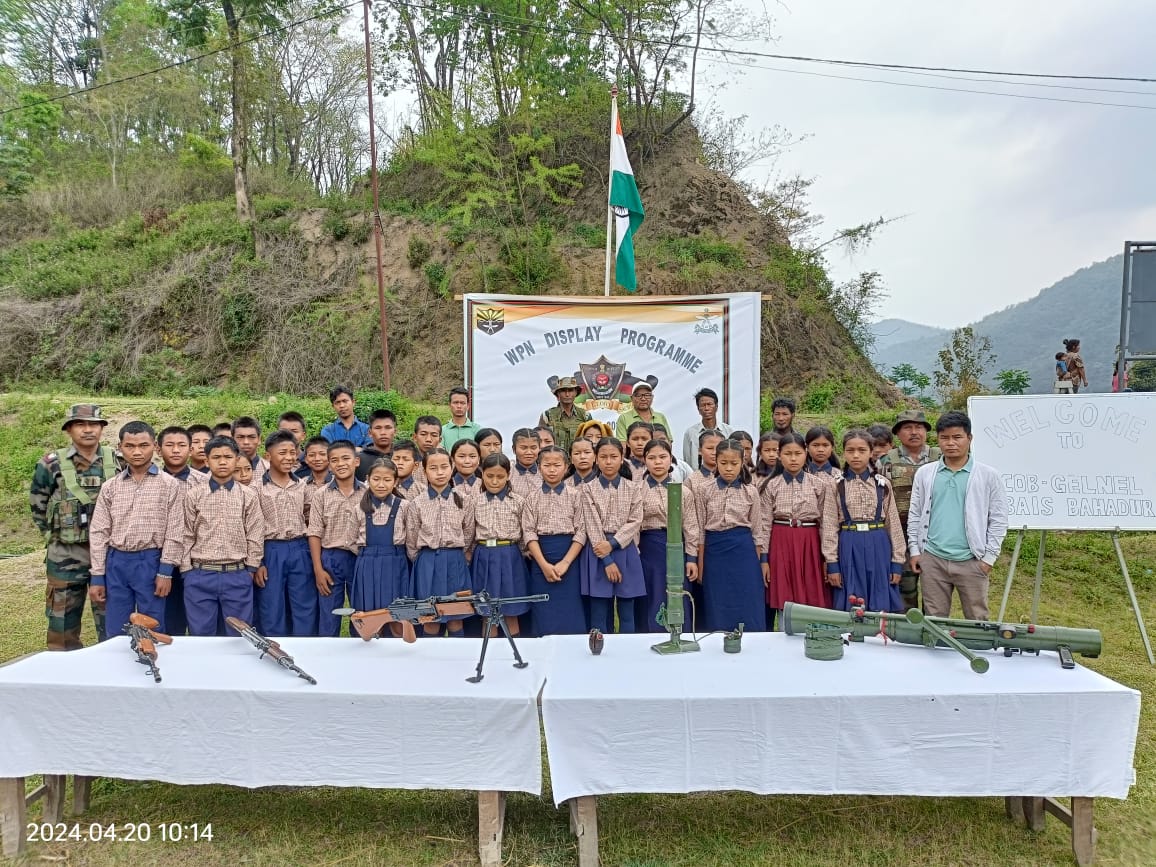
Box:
left=335, top=590, right=548, bottom=683
left=225, top=617, right=317, bottom=685
left=652, top=481, right=700, bottom=655
left=123, top=612, right=172, bottom=683
left=783, top=597, right=1102, bottom=673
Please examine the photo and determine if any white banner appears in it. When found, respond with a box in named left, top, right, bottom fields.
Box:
left=464, top=293, right=761, bottom=445
left=968, top=393, right=1156, bottom=531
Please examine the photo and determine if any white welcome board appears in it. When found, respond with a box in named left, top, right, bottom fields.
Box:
left=968, top=393, right=1156, bottom=531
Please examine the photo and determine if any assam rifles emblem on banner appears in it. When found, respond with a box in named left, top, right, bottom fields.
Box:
left=560, top=354, right=657, bottom=412
left=694, top=308, right=720, bottom=334
left=475, top=307, right=505, bottom=335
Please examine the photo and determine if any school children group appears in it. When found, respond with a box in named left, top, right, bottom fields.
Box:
left=83, top=386, right=921, bottom=642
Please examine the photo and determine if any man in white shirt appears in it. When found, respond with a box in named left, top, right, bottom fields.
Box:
left=681, top=387, right=733, bottom=465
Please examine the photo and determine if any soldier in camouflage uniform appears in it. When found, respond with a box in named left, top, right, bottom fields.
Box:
left=29, top=404, right=121, bottom=650
left=538, top=376, right=590, bottom=455
left=879, top=409, right=941, bottom=611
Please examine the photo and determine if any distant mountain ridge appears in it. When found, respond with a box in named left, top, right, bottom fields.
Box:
left=871, top=256, right=1123, bottom=394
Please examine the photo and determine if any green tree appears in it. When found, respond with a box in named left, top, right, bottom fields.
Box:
left=912, top=371, right=931, bottom=399
left=1128, top=361, right=1156, bottom=392
left=995, top=368, right=1031, bottom=395
left=889, top=362, right=921, bottom=396
left=934, top=326, right=996, bottom=411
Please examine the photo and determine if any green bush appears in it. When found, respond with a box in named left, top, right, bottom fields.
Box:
left=499, top=224, right=561, bottom=293
left=347, top=219, right=372, bottom=245
left=221, top=289, right=260, bottom=349
left=407, top=235, right=432, bottom=269
left=801, top=380, right=838, bottom=414
left=571, top=223, right=604, bottom=249
left=657, top=235, right=745, bottom=269
left=447, top=222, right=470, bottom=247
left=254, top=196, right=294, bottom=220
left=353, top=389, right=420, bottom=433
left=322, top=210, right=350, bottom=241
left=424, top=261, right=449, bottom=296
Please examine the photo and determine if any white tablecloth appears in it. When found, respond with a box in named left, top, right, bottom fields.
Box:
left=540, top=633, right=1141, bottom=804
left=0, top=635, right=549, bottom=793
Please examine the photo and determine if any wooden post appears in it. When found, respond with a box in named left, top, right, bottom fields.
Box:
left=1024, top=796, right=1046, bottom=832
left=1071, top=797, right=1095, bottom=866
left=1004, top=795, right=1025, bottom=824
left=42, top=775, right=66, bottom=823
left=73, top=776, right=93, bottom=815
left=569, top=796, right=600, bottom=867
left=0, top=777, right=27, bottom=858
left=477, top=790, right=506, bottom=867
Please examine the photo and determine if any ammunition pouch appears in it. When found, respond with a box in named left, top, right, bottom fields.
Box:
left=48, top=446, right=117, bottom=545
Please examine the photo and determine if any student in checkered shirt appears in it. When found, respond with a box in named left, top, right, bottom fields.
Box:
left=823, top=429, right=906, bottom=613
left=180, top=435, right=265, bottom=636
left=469, top=453, right=531, bottom=635
left=88, top=421, right=184, bottom=639
left=521, top=446, right=587, bottom=636
left=758, top=432, right=830, bottom=630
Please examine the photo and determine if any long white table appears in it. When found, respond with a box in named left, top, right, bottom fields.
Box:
left=540, top=632, right=1142, bottom=865
left=0, top=635, right=550, bottom=863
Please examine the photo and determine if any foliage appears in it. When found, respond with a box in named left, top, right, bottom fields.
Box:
left=995, top=368, right=1031, bottom=395
left=829, top=271, right=886, bottom=355
left=496, top=224, right=562, bottom=293
left=934, top=327, right=996, bottom=411
left=800, top=381, right=839, bottom=414
left=656, top=235, right=745, bottom=270
left=407, top=236, right=432, bottom=269
left=322, top=210, right=350, bottom=241
left=423, top=261, right=449, bottom=296
left=1128, top=360, right=1156, bottom=392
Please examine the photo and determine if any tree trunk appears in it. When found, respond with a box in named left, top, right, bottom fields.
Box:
left=223, top=0, right=253, bottom=226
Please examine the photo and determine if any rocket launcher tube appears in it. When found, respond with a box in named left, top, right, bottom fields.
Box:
left=782, top=602, right=1101, bottom=660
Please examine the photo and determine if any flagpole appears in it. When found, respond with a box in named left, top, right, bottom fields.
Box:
left=604, top=84, right=618, bottom=298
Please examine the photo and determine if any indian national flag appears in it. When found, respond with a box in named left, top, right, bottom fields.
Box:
left=609, top=100, right=644, bottom=291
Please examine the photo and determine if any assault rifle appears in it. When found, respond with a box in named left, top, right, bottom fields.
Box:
left=226, top=617, right=317, bottom=685
left=335, top=590, right=548, bottom=683
left=123, top=613, right=172, bottom=683
left=783, top=597, right=1102, bottom=673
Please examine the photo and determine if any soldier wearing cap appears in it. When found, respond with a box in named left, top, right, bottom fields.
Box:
left=539, top=376, right=590, bottom=455
left=613, top=382, right=671, bottom=442
left=29, top=404, right=122, bottom=650
left=879, top=409, right=941, bottom=610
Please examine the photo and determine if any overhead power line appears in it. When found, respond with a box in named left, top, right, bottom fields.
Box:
left=2, top=0, right=1154, bottom=119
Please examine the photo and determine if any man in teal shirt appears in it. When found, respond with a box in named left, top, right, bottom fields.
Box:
left=907, top=411, right=1008, bottom=619
left=614, top=382, right=671, bottom=442
left=441, top=387, right=481, bottom=449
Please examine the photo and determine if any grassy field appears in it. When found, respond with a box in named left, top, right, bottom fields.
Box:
left=1, top=392, right=1153, bottom=865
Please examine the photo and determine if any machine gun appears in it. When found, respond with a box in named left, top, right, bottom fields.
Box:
left=335, top=591, right=548, bottom=683
left=782, top=597, right=1101, bottom=673
left=225, top=617, right=317, bottom=685
left=123, top=612, right=172, bottom=683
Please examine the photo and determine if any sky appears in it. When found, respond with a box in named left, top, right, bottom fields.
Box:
left=703, top=0, right=1156, bottom=328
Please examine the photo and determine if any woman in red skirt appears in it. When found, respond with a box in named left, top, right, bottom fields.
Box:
left=759, top=433, right=830, bottom=629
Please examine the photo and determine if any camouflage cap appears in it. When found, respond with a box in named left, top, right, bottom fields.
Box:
left=553, top=376, right=580, bottom=393
left=61, top=404, right=108, bottom=430
left=892, top=409, right=931, bottom=435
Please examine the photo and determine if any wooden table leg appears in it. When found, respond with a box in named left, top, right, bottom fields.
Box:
left=477, top=790, right=506, bottom=867
left=1005, top=795, right=1026, bottom=824
left=73, top=776, right=93, bottom=816
left=0, top=777, right=28, bottom=859
left=1024, top=797, right=1046, bottom=832
left=42, top=775, right=66, bottom=823
left=1071, top=797, right=1095, bottom=866
left=568, top=796, right=599, bottom=867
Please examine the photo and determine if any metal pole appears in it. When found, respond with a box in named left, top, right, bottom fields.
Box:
left=363, top=0, right=391, bottom=390
left=1116, top=241, right=1133, bottom=384
left=996, top=528, right=1025, bottom=622
left=1029, top=530, right=1047, bottom=623
left=1112, top=531, right=1155, bottom=665
left=603, top=85, right=617, bottom=298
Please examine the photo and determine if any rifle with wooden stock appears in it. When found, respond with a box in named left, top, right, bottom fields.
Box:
left=226, top=617, right=317, bottom=684
left=336, top=590, right=548, bottom=683
left=123, top=612, right=172, bottom=683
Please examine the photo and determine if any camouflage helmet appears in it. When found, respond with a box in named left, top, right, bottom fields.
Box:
left=891, top=409, right=931, bottom=435
left=553, top=376, right=580, bottom=393
left=61, top=404, right=108, bottom=431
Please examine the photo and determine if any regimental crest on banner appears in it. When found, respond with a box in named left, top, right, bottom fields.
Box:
left=475, top=307, right=505, bottom=335
left=694, top=308, right=720, bottom=334
left=578, top=355, right=627, bottom=402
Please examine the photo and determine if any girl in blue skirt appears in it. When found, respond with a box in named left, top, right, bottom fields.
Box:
left=352, top=458, right=412, bottom=635
left=578, top=437, right=645, bottom=633
left=522, top=445, right=587, bottom=635
left=822, top=429, right=906, bottom=613
left=470, top=453, right=530, bottom=635
left=685, top=439, right=767, bottom=632
left=406, top=448, right=475, bottom=636
left=636, top=439, right=694, bottom=632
